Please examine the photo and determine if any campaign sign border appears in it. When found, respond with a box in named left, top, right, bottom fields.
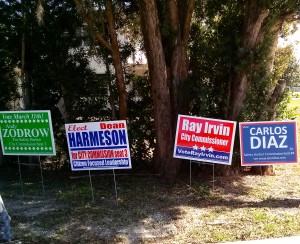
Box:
left=239, top=121, right=298, bottom=166
left=65, top=120, right=132, bottom=171
left=173, top=115, right=237, bottom=165
left=0, top=110, right=56, bottom=156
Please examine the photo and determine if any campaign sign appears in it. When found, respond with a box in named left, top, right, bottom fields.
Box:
left=173, top=115, right=237, bottom=165
left=65, top=120, right=131, bottom=171
left=0, top=111, right=56, bottom=155
left=239, top=121, right=298, bottom=166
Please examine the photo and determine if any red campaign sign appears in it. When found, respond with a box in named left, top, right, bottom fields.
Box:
left=173, top=115, right=237, bottom=165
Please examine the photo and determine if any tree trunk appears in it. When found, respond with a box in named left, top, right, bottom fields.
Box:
left=224, top=1, right=270, bottom=175
left=139, top=0, right=180, bottom=182
left=105, top=0, right=127, bottom=120
left=139, top=0, right=195, bottom=181
left=227, top=1, right=269, bottom=121
left=169, top=43, right=189, bottom=122
left=248, top=24, right=282, bottom=176
left=166, top=0, right=193, bottom=120
left=105, top=59, right=116, bottom=120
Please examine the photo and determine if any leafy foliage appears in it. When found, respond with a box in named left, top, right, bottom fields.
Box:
left=188, top=0, right=243, bottom=118
left=127, top=74, right=155, bottom=168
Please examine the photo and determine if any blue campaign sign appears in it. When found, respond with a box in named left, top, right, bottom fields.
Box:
left=65, top=120, right=131, bottom=171
left=239, top=121, right=298, bottom=166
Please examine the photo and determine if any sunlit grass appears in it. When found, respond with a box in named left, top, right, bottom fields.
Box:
left=187, top=208, right=300, bottom=243
left=287, top=96, right=300, bottom=157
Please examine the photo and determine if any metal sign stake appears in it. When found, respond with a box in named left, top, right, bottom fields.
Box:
left=39, top=156, right=45, bottom=195
left=113, top=170, right=118, bottom=205
left=189, top=160, right=192, bottom=186
left=18, top=156, right=24, bottom=197
left=88, top=170, right=95, bottom=203
left=212, top=163, right=215, bottom=192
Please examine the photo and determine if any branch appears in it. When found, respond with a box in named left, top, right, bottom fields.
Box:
left=167, top=0, right=195, bottom=46
left=74, top=0, right=112, bottom=51
left=182, top=0, right=196, bottom=45
left=167, top=0, right=179, bottom=36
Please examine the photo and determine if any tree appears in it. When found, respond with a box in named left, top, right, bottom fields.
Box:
left=226, top=0, right=300, bottom=121
left=188, top=0, right=300, bottom=175
left=74, top=0, right=128, bottom=120
left=72, top=0, right=299, bottom=179
left=138, top=0, right=195, bottom=181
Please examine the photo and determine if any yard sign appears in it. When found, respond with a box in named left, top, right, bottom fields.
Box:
left=65, top=120, right=131, bottom=171
left=239, top=121, right=298, bottom=166
left=0, top=111, right=56, bottom=156
left=173, top=115, right=237, bottom=165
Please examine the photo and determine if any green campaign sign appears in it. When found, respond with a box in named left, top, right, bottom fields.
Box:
left=0, top=111, right=56, bottom=156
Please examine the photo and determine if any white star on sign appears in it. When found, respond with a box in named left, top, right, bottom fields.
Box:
left=208, top=146, right=214, bottom=152
left=193, top=144, right=198, bottom=150
left=200, top=145, right=206, bottom=151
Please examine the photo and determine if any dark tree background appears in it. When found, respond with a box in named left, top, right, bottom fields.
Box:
left=1, top=0, right=299, bottom=179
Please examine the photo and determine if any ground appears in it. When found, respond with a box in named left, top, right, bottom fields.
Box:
left=1, top=163, right=300, bottom=244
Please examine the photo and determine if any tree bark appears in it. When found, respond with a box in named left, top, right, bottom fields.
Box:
left=139, top=0, right=195, bottom=181
left=105, top=0, right=127, bottom=120
left=167, top=0, right=194, bottom=120
left=227, top=1, right=269, bottom=121
left=139, top=0, right=178, bottom=181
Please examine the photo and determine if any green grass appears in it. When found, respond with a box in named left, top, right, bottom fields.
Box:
left=187, top=207, right=300, bottom=243
left=2, top=170, right=300, bottom=243
left=287, top=97, right=300, bottom=155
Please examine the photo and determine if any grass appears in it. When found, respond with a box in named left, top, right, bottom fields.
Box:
left=287, top=96, right=300, bottom=155
left=1, top=165, right=300, bottom=243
